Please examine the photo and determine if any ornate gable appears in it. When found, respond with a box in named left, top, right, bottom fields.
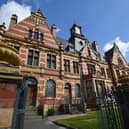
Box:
left=106, top=44, right=128, bottom=68
left=81, top=43, right=97, bottom=60
left=5, top=9, right=59, bottom=49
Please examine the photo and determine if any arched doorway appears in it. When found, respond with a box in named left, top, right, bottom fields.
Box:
left=64, top=83, right=72, bottom=104
left=26, top=78, right=37, bottom=107
left=64, top=83, right=72, bottom=113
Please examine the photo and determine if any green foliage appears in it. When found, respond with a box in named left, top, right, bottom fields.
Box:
left=56, top=111, right=99, bottom=129
left=47, top=108, right=55, bottom=116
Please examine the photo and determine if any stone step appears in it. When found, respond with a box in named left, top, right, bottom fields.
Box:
left=25, top=106, right=42, bottom=120
left=24, top=115, right=42, bottom=120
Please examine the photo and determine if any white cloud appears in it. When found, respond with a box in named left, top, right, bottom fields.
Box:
left=0, top=1, right=31, bottom=29
left=103, top=37, right=129, bottom=57
left=56, top=28, right=61, bottom=33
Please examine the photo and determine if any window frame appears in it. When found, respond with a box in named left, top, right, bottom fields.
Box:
left=27, top=49, right=40, bottom=66
left=46, top=54, right=56, bottom=69
left=45, top=80, right=56, bottom=98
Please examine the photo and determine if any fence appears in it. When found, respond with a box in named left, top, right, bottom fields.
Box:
left=97, top=84, right=129, bottom=129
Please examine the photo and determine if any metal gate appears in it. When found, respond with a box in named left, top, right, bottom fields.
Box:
left=97, top=85, right=129, bottom=129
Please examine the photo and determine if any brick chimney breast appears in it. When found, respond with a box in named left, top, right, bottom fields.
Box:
left=9, top=14, right=17, bottom=29
left=51, top=24, right=56, bottom=38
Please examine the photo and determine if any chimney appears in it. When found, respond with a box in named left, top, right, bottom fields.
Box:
left=9, top=14, right=17, bottom=29
left=92, top=41, right=99, bottom=52
left=51, top=24, right=56, bottom=38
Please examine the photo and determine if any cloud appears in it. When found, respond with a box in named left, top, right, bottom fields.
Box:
left=103, top=37, right=129, bottom=57
left=56, top=28, right=61, bottom=33
left=0, top=1, right=31, bottom=29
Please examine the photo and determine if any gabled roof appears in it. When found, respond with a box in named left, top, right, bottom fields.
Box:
left=105, top=43, right=128, bottom=65
left=5, top=9, right=59, bottom=49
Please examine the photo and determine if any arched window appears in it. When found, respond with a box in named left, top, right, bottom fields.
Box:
left=45, top=80, right=56, bottom=98
left=75, top=84, right=80, bottom=97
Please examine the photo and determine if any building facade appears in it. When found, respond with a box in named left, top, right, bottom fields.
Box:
left=0, top=9, right=129, bottom=115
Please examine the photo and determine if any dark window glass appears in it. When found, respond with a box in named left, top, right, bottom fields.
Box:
left=87, top=64, right=96, bottom=75
left=40, top=33, right=44, bottom=41
left=27, top=50, right=33, bottom=65
left=116, top=70, right=120, bottom=78
left=47, top=54, right=56, bottom=69
left=64, top=59, right=70, bottom=72
left=106, top=68, right=111, bottom=78
left=33, top=51, right=39, bottom=66
left=27, top=50, right=39, bottom=66
left=101, top=67, right=105, bottom=77
left=86, top=80, right=93, bottom=97
left=28, top=30, right=33, bottom=38
left=45, top=80, right=56, bottom=98
left=75, top=84, right=80, bottom=97
left=51, top=55, right=56, bottom=69
left=34, top=31, right=39, bottom=40
left=73, top=61, right=79, bottom=74
left=14, top=46, right=20, bottom=51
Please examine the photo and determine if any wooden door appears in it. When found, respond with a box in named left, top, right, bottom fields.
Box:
left=26, top=86, right=34, bottom=106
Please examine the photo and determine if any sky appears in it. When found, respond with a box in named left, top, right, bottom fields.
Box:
left=0, top=0, right=129, bottom=62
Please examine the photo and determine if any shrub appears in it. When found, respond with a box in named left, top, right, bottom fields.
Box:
left=47, top=108, right=55, bottom=116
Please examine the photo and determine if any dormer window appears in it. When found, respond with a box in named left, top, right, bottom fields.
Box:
left=79, top=41, right=83, bottom=46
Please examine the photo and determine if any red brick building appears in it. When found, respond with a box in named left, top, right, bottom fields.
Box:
left=0, top=9, right=129, bottom=116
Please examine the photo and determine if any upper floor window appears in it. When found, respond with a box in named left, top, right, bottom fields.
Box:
left=73, top=61, right=79, bottom=74
left=40, top=33, right=44, bottom=41
left=64, top=59, right=70, bottom=72
left=27, top=50, right=39, bottom=66
left=28, top=30, right=33, bottom=38
left=87, top=64, right=96, bottom=75
left=34, top=31, right=39, bottom=40
left=100, top=67, right=106, bottom=77
left=75, top=84, right=81, bottom=97
left=47, top=54, right=56, bottom=69
left=28, top=29, right=44, bottom=41
left=88, top=48, right=91, bottom=56
left=106, top=68, right=111, bottom=78
left=45, top=80, right=56, bottom=98
left=116, top=70, right=120, bottom=78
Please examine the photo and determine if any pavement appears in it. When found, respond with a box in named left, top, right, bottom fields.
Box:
left=23, top=113, right=86, bottom=129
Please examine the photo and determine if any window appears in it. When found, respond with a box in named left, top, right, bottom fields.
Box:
left=14, top=46, right=20, bottom=51
left=28, top=30, right=33, bottom=38
left=73, top=61, right=79, bottom=74
left=86, top=80, right=94, bottom=97
left=64, top=59, right=70, bottom=72
left=27, top=50, right=39, bottom=66
left=40, top=33, right=44, bottom=41
left=34, top=31, right=39, bottom=40
left=116, top=70, right=120, bottom=78
left=47, top=54, right=56, bottom=69
left=106, top=68, right=111, bottom=78
left=101, top=67, right=106, bottom=77
left=88, top=48, right=91, bottom=57
left=79, top=41, right=83, bottom=46
left=87, top=64, right=96, bottom=75
left=45, top=80, right=56, bottom=98
left=75, top=84, right=80, bottom=97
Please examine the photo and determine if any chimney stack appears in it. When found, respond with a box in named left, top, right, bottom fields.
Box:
left=51, top=24, right=56, bottom=38
left=92, top=41, right=99, bottom=52
left=9, top=14, right=17, bottom=29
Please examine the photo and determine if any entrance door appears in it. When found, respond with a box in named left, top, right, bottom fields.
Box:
left=26, top=85, right=37, bottom=106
